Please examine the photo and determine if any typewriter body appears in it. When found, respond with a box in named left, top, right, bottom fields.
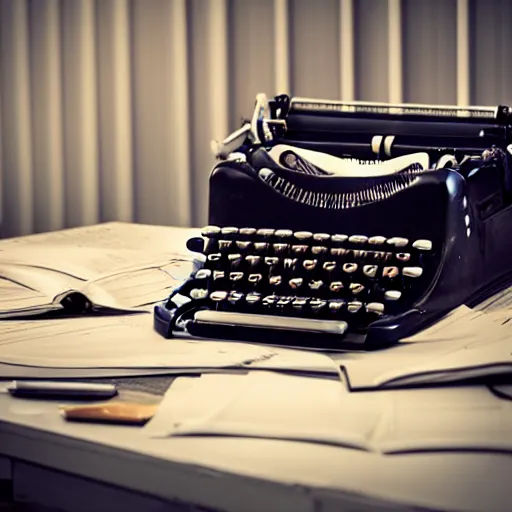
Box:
left=154, top=93, right=512, bottom=350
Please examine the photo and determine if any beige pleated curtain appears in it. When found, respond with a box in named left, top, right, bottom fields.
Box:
left=0, top=0, right=511, bottom=238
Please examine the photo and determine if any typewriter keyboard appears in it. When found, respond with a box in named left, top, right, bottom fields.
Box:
left=183, top=226, right=434, bottom=332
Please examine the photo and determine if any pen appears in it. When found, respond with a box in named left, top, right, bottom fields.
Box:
left=3, top=381, right=118, bottom=400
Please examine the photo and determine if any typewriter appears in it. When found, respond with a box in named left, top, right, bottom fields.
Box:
left=154, top=93, right=512, bottom=350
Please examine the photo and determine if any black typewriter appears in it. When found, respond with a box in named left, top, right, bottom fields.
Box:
left=154, top=93, right=512, bottom=350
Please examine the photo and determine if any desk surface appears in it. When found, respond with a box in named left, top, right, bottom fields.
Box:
left=1, top=222, right=511, bottom=512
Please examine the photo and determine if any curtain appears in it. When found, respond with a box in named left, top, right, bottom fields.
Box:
left=0, top=0, right=511, bottom=238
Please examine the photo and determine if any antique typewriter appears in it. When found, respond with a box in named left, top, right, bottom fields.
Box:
left=154, top=93, right=512, bottom=350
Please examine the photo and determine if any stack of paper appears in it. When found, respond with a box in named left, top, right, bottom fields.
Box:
left=332, top=306, right=512, bottom=389
left=144, top=371, right=512, bottom=455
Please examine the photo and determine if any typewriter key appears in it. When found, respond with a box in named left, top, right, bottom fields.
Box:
left=323, top=261, right=337, bottom=272
left=265, top=256, right=280, bottom=266
left=329, top=299, right=345, bottom=312
left=347, top=301, right=363, bottom=313
left=254, top=242, right=269, bottom=252
left=213, top=271, right=225, bottom=281
left=239, top=227, right=257, bottom=236
left=277, top=296, right=293, bottom=307
left=402, top=267, right=423, bottom=278
left=349, top=235, right=368, bottom=244
left=343, top=263, right=358, bottom=273
left=257, top=228, right=275, bottom=238
left=248, top=273, right=263, bottom=284
left=396, top=253, right=410, bottom=262
left=363, top=265, right=378, bottom=278
left=280, top=259, right=296, bottom=272
left=382, top=266, right=399, bottom=278
left=262, top=295, right=278, bottom=306
left=331, top=248, right=347, bottom=257
left=201, top=226, right=221, bottom=237
left=190, top=288, right=208, bottom=300
left=412, top=239, right=432, bottom=251
left=312, top=246, right=328, bottom=255
left=246, top=292, right=261, bottom=304
left=289, top=278, right=303, bottom=289
left=291, top=245, right=308, bottom=255
left=195, top=269, right=212, bottom=280
left=309, top=280, right=324, bottom=290
left=292, top=298, right=307, bottom=310
left=269, top=275, right=282, bottom=286
left=228, top=253, right=243, bottom=267
left=246, top=255, right=261, bottom=267
left=329, top=281, right=344, bottom=292
left=331, top=234, right=348, bottom=243
left=210, top=291, right=228, bottom=302
left=366, top=302, right=384, bottom=315
left=221, top=227, right=238, bottom=237
left=313, top=233, right=330, bottom=242
left=385, top=290, right=402, bottom=300
left=310, top=299, right=327, bottom=312
left=350, top=283, right=365, bottom=295
left=387, top=237, right=409, bottom=248
left=236, top=241, right=252, bottom=251
left=368, top=236, right=386, bottom=245
left=229, top=272, right=244, bottom=282
left=273, top=243, right=289, bottom=255
left=228, top=291, right=244, bottom=304
left=275, top=229, right=293, bottom=239
left=218, top=240, right=232, bottom=251
left=294, top=231, right=313, bottom=240
left=208, top=253, right=222, bottom=263
left=303, top=259, right=318, bottom=271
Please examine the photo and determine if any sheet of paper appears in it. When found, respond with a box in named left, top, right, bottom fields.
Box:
left=0, top=314, right=280, bottom=369
left=374, top=385, right=512, bottom=454
left=145, top=371, right=512, bottom=456
left=331, top=306, right=512, bottom=389
left=145, top=371, right=383, bottom=450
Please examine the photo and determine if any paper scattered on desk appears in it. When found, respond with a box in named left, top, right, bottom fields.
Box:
left=144, top=371, right=512, bottom=455
left=332, top=306, right=512, bottom=390
left=0, top=313, right=336, bottom=377
left=145, top=371, right=382, bottom=451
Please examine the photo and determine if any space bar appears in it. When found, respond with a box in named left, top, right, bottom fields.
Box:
left=194, top=310, right=348, bottom=336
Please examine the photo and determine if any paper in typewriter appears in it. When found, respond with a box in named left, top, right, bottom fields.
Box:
left=332, top=306, right=512, bottom=390
left=144, top=371, right=512, bottom=455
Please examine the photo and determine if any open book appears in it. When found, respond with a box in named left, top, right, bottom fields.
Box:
left=0, top=226, right=196, bottom=319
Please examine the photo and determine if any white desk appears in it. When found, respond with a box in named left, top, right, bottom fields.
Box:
left=1, top=223, right=511, bottom=512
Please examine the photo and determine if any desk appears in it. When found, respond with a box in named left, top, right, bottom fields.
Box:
left=0, top=223, right=511, bottom=512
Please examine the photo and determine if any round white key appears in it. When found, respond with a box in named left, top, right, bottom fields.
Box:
left=387, top=237, right=409, bottom=248
left=331, top=234, right=348, bottom=243
left=369, top=236, right=387, bottom=245
left=403, top=267, right=423, bottom=278
left=195, top=269, right=212, bottom=279
left=210, top=291, right=228, bottom=301
left=385, top=290, right=402, bottom=301
left=201, top=225, right=221, bottom=237
left=190, top=288, right=208, bottom=299
left=412, top=239, right=432, bottom=251
left=363, top=265, right=378, bottom=278
left=349, top=235, right=368, bottom=244
left=347, top=301, right=363, bottom=313
left=221, top=226, right=239, bottom=235
left=294, top=231, right=313, bottom=240
left=366, top=302, right=384, bottom=314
